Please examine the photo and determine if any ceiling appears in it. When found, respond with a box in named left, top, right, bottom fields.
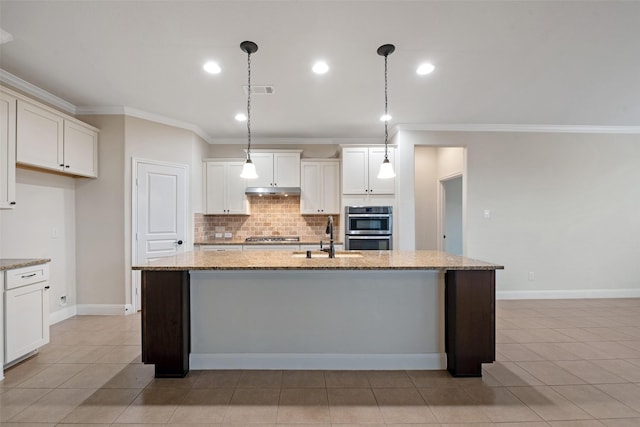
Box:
left=1, top=1, right=639, bottom=144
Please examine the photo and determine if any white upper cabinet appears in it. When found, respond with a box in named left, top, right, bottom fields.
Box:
left=15, top=98, right=98, bottom=178
left=300, top=160, right=340, bottom=214
left=342, top=146, right=395, bottom=195
left=16, top=99, right=64, bottom=171
left=63, top=121, right=99, bottom=177
left=249, top=151, right=301, bottom=188
left=1, top=91, right=17, bottom=209
left=204, top=161, right=249, bottom=215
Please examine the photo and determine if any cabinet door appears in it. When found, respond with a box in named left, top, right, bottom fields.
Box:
left=4, top=281, right=50, bottom=363
left=368, top=146, right=395, bottom=194
left=322, top=161, right=341, bottom=214
left=249, top=152, right=274, bottom=187
left=300, top=161, right=322, bottom=213
left=273, top=152, right=300, bottom=187
left=16, top=100, right=64, bottom=172
left=64, top=121, right=98, bottom=177
left=0, top=91, right=17, bottom=209
left=225, top=162, right=249, bottom=214
left=204, top=162, right=226, bottom=214
left=341, top=147, right=368, bottom=194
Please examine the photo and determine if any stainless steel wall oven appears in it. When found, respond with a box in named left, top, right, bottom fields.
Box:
left=344, top=206, right=393, bottom=250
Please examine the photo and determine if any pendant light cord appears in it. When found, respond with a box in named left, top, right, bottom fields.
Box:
left=246, top=50, right=252, bottom=160
left=384, top=53, right=389, bottom=160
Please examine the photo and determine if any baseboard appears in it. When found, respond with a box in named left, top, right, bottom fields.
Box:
left=49, top=305, right=77, bottom=324
left=497, top=288, right=640, bottom=300
left=76, top=304, right=129, bottom=315
left=190, top=353, right=446, bottom=370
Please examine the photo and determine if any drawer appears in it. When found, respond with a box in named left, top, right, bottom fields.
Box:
left=5, top=263, right=49, bottom=290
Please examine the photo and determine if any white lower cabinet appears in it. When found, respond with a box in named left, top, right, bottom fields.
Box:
left=3, top=263, right=50, bottom=366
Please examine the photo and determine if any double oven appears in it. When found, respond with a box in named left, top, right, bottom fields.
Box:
left=344, top=206, right=393, bottom=250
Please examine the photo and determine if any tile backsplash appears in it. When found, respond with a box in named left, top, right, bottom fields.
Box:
left=195, top=195, right=340, bottom=242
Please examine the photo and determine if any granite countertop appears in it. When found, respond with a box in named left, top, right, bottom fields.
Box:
left=0, top=258, right=51, bottom=271
left=195, top=240, right=343, bottom=246
left=133, top=250, right=503, bottom=271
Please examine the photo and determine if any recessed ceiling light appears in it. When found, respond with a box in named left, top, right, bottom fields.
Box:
left=203, top=61, right=221, bottom=74
left=416, top=63, right=435, bottom=75
left=312, top=61, right=329, bottom=74
left=235, top=113, right=247, bottom=122
left=380, top=114, right=392, bottom=122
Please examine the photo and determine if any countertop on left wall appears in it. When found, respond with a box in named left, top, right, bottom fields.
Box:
left=0, top=258, right=51, bottom=271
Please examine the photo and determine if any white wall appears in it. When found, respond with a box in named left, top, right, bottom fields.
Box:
left=414, top=147, right=438, bottom=249
left=75, top=115, right=126, bottom=309
left=0, top=168, right=76, bottom=318
left=401, top=130, right=640, bottom=298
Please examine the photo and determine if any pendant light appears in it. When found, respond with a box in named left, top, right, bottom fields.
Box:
left=239, top=40, right=259, bottom=179
left=377, top=43, right=396, bottom=179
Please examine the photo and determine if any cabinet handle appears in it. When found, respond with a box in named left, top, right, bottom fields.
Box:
left=21, top=273, right=37, bottom=278
left=59, top=164, right=64, bottom=167
left=10, top=201, right=16, bottom=205
left=44, top=285, right=50, bottom=290
left=65, top=165, right=70, bottom=168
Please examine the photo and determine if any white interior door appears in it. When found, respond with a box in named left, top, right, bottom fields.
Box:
left=133, top=160, right=187, bottom=310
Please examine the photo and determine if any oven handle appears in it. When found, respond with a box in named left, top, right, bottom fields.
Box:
left=346, top=214, right=391, bottom=218
left=346, top=231, right=392, bottom=235
left=345, top=235, right=392, bottom=240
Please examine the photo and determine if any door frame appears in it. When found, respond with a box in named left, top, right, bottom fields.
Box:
left=131, top=157, right=189, bottom=312
left=437, top=173, right=464, bottom=254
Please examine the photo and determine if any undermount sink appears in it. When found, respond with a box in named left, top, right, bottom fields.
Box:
left=292, top=251, right=363, bottom=259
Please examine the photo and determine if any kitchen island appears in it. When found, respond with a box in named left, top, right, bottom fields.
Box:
left=133, top=250, right=503, bottom=378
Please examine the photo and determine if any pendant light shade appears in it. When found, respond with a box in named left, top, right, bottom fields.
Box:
left=240, top=158, right=258, bottom=179
left=377, top=157, right=395, bottom=179
left=240, top=40, right=259, bottom=179
left=377, top=43, right=396, bottom=179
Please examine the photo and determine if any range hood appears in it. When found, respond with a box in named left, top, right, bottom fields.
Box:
left=245, top=187, right=301, bottom=196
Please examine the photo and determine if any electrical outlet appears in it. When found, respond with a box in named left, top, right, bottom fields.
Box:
left=224, top=232, right=232, bottom=239
left=528, top=272, right=535, bottom=281
left=59, top=295, right=67, bottom=306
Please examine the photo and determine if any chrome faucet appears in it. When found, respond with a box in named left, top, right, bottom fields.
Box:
left=322, top=215, right=335, bottom=258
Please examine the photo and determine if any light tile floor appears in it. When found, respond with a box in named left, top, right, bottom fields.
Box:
left=1, top=298, right=640, bottom=425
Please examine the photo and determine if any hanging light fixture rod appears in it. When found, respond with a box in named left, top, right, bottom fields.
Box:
left=239, top=40, right=259, bottom=180
left=377, top=43, right=396, bottom=180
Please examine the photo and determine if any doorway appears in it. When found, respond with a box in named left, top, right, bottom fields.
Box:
left=132, top=159, right=188, bottom=311
left=438, top=175, right=463, bottom=255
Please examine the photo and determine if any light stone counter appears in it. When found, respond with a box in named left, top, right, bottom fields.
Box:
left=133, top=250, right=503, bottom=271
left=136, top=250, right=502, bottom=379
left=0, top=258, right=51, bottom=271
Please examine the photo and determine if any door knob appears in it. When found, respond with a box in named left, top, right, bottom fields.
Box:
left=176, top=240, right=183, bottom=245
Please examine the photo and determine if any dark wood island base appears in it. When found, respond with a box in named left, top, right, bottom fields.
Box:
left=140, top=266, right=497, bottom=379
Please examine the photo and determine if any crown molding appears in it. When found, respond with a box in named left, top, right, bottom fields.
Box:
left=209, top=137, right=380, bottom=145
left=0, top=69, right=76, bottom=114
left=396, top=123, right=640, bottom=134
left=78, top=105, right=213, bottom=143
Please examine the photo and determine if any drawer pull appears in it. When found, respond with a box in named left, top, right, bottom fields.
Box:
left=45, top=285, right=50, bottom=290
left=21, top=273, right=37, bottom=278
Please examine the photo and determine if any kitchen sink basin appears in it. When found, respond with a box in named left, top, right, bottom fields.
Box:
left=292, top=251, right=363, bottom=258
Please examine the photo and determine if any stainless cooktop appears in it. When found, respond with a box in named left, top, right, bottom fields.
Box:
left=244, top=236, right=301, bottom=242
